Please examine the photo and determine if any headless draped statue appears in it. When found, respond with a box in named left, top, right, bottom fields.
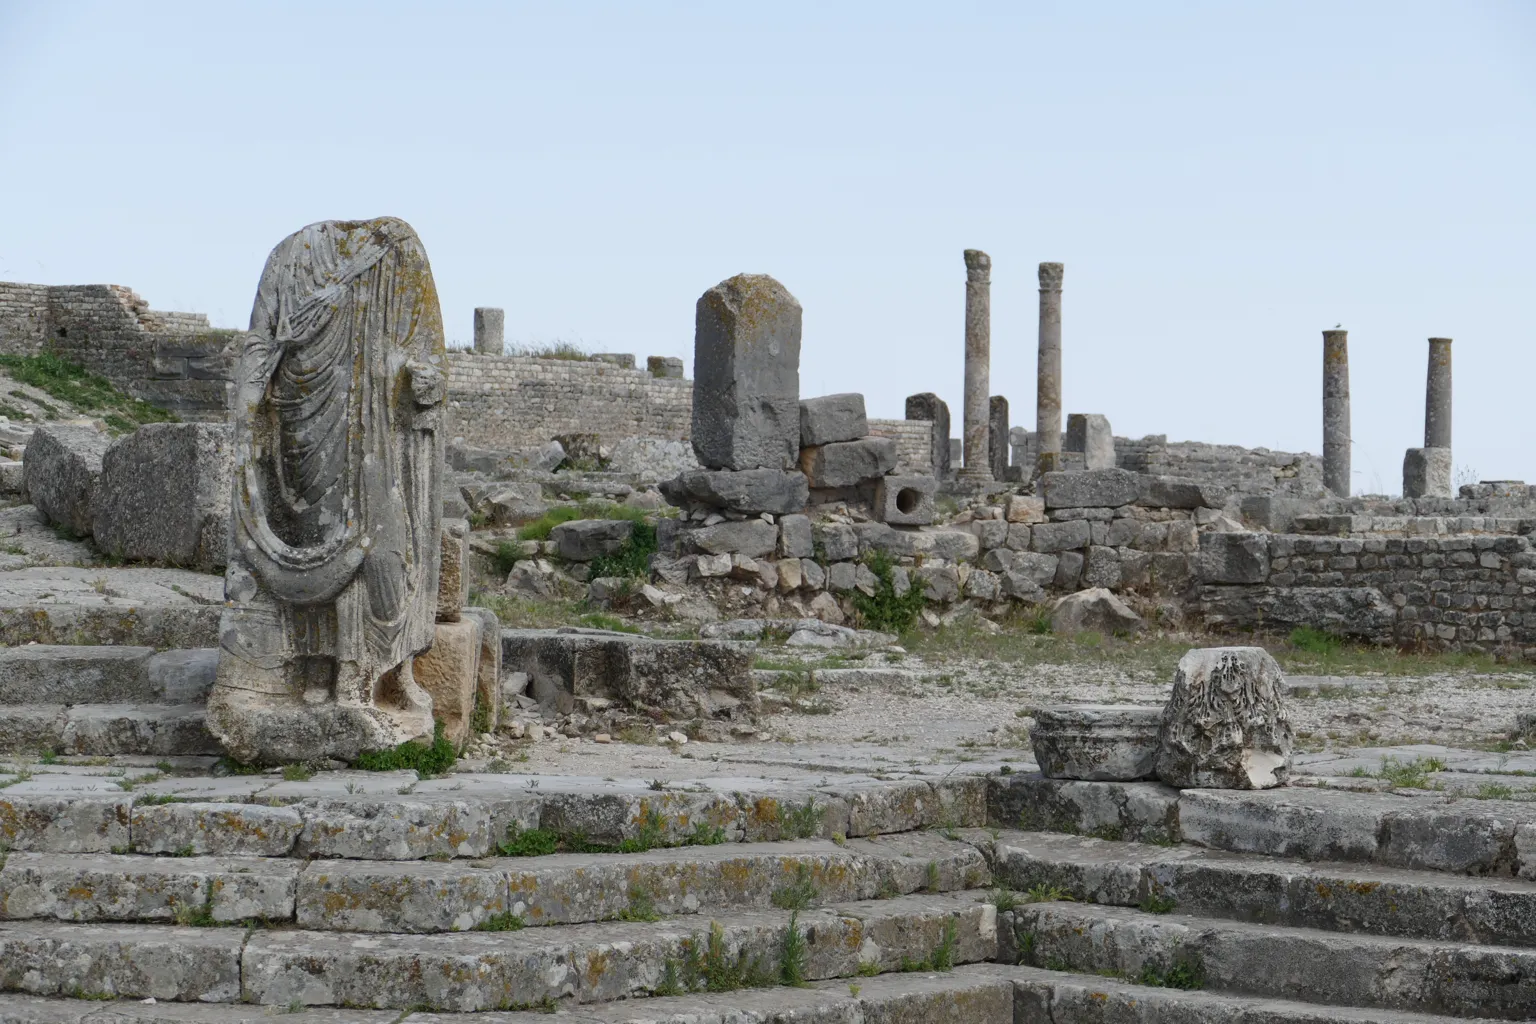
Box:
left=207, top=217, right=446, bottom=764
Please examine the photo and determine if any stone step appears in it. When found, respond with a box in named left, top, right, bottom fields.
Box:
left=0, top=964, right=1508, bottom=1023
left=1006, top=900, right=1536, bottom=1020
left=1179, top=785, right=1536, bottom=877
left=0, top=892, right=997, bottom=1010
left=0, top=768, right=988, bottom=858
left=0, top=647, right=216, bottom=707
left=1005, top=965, right=1519, bottom=1024
left=0, top=567, right=223, bottom=648
left=0, top=704, right=218, bottom=758
left=0, top=835, right=990, bottom=932
left=987, top=772, right=1536, bottom=878
left=984, top=829, right=1536, bottom=949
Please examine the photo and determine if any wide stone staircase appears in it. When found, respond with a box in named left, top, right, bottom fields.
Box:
left=2, top=744, right=1535, bottom=1022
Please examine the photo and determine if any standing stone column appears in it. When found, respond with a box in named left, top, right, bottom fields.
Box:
left=1036, top=262, right=1064, bottom=476
left=905, top=393, right=951, bottom=480
left=473, top=307, right=504, bottom=355
left=1405, top=336, right=1454, bottom=498
left=959, top=250, right=992, bottom=481
left=1425, top=337, right=1452, bottom=449
left=1321, top=329, right=1350, bottom=496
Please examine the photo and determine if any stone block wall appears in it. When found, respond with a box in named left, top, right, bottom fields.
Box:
left=446, top=351, right=692, bottom=448
left=0, top=281, right=234, bottom=421
left=867, top=418, right=933, bottom=475
left=1011, top=429, right=1321, bottom=497
left=1199, top=531, right=1536, bottom=655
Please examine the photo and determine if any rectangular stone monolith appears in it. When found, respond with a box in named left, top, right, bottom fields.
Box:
left=905, top=393, right=951, bottom=481
left=1065, top=413, right=1114, bottom=471
left=1322, top=329, right=1350, bottom=496
left=473, top=307, right=504, bottom=355
left=1403, top=446, right=1452, bottom=499
left=959, top=250, right=992, bottom=481
left=691, top=274, right=802, bottom=471
left=799, top=393, right=867, bottom=447
left=988, top=395, right=1009, bottom=480
left=1036, top=262, right=1064, bottom=476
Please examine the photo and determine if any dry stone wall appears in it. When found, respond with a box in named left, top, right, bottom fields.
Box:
left=866, top=418, right=933, bottom=475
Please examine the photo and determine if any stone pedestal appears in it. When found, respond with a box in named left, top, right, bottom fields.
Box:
left=1425, top=337, right=1452, bottom=449
left=905, top=393, right=951, bottom=481
left=1065, top=413, right=1114, bottom=471
left=1321, top=329, right=1350, bottom=496
left=1035, top=263, right=1064, bottom=476
left=1156, top=647, right=1293, bottom=790
left=473, top=307, right=504, bottom=355
left=959, top=250, right=992, bottom=481
left=1403, top=446, right=1453, bottom=498
left=1031, top=704, right=1162, bottom=781
left=412, top=618, right=482, bottom=749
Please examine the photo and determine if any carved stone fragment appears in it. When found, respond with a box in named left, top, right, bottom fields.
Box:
left=1156, top=646, right=1294, bottom=790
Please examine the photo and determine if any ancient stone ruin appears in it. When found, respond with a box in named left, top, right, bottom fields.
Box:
left=0, top=236, right=1533, bottom=1022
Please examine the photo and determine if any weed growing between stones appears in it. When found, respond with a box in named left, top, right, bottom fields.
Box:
left=215, top=757, right=264, bottom=776
left=771, top=865, right=820, bottom=910
left=685, top=821, right=728, bottom=846
left=579, top=611, right=638, bottom=633
left=666, top=921, right=775, bottom=994
left=1139, top=891, right=1177, bottom=914
left=133, top=792, right=180, bottom=806
left=924, top=861, right=941, bottom=892
left=1289, top=626, right=1344, bottom=655
left=988, top=889, right=1019, bottom=912
left=851, top=551, right=926, bottom=633
left=589, top=521, right=658, bottom=580
left=493, top=541, right=521, bottom=576
left=353, top=720, right=456, bottom=777
left=1351, top=755, right=1448, bottom=789
left=1024, top=883, right=1074, bottom=904
left=281, top=764, right=311, bottom=782
left=1138, top=956, right=1204, bottom=990
left=619, top=884, right=661, bottom=922
left=474, top=911, right=527, bottom=931
left=517, top=501, right=652, bottom=542
left=497, top=824, right=560, bottom=857
left=782, top=799, right=824, bottom=839
left=780, top=910, right=808, bottom=986
left=930, top=917, right=959, bottom=971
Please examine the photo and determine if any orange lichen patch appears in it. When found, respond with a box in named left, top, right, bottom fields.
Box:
left=584, top=949, right=611, bottom=989
left=840, top=918, right=865, bottom=951
left=66, top=885, right=95, bottom=900
left=1346, top=881, right=1381, bottom=895
left=1314, top=883, right=1334, bottom=900
left=207, top=811, right=276, bottom=840
left=1090, top=991, right=1109, bottom=1003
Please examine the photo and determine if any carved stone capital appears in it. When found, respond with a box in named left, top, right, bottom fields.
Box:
left=1038, top=262, right=1064, bottom=291
left=964, top=249, right=991, bottom=282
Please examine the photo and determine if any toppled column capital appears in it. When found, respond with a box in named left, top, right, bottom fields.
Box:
left=963, top=249, right=991, bottom=281
left=1038, top=261, right=1064, bottom=291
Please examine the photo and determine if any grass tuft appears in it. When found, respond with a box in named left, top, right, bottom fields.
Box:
left=353, top=720, right=456, bottom=777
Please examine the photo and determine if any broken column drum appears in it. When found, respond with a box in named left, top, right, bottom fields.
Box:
left=988, top=395, right=1009, bottom=480
left=473, top=307, right=504, bottom=355
left=959, top=249, right=992, bottom=480
left=207, top=217, right=447, bottom=765
left=1321, top=329, right=1350, bottom=497
left=1035, top=262, right=1064, bottom=476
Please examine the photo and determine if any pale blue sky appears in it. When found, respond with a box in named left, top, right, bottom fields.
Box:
left=1, top=2, right=1531, bottom=493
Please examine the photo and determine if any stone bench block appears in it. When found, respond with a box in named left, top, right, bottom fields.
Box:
left=1041, top=468, right=1143, bottom=509
left=22, top=424, right=110, bottom=538
left=90, top=423, right=232, bottom=571
left=0, top=646, right=157, bottom=705
left=130, top=802, right=304, bottom=858
left=0, top=921, right=245, bottom=1002
left=0, top=852, right=298, bottom=924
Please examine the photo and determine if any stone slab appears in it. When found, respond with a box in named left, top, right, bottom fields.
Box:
left=0, top=648, right=156, bottom=706
left=0, top=922, right=244, bottom=1002
left=0, top=853, right=297, bottom=924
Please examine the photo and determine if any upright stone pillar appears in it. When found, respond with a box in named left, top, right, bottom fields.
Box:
left=988, top=395, right=1009, bottom=480
left=1425, top=337, right=1453, bottom=449
left=1036, top=262, right=1064, bottom=476
left=958, top=250, right=992, bottom=481
left=905, top=393, right=951, bottom=480
left=473, top=307, right=504, bottom=355
left=1405, top=336, right=1454, bottom=498
left=1321, top=329, right=1350, bottom=496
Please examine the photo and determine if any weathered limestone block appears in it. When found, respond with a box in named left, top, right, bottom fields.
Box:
left=462, top=605, right=502, bottom=734
left=1403, top=446, right=1453, bottom=499
left=778, top=513, right=814, bottom=557
left=1006, top=495, right=1047, bottom=524
left=130, top=802, right=303, bottom=857
left=1065, top=413, right=1115, bottom=471
left=22, top=424, right=110, bottom=537
left=1197, top=531, right=1270, bottom=584
left=1050, top=588, right=1143, bottom=635
left=412, top=618, right=482, bottom=748
left=1139, top=476, right=1222, bottom=510
left=874, top=475, right=937, bottom=526
left=916, top=564, right=960, bottom=602
left=1032, top=704, right=1162, bottom=781
left=647, top=355, right=684, bottom=378
left=905, top=392, right=951, bottom=480
left=90, top=423, right=232, bottom=570
left=799, top=437, right=897, bottom=488
left=550, top=519, right=633, bottom=561
left=1081, top=545, right=1122, bottom=589
left=815, top=523, right=858, bottom=561
left=1042, top=468, right=1143, bottom=509
left=437, top=518, right=469, bottom=622
left=501, top=627, right=756, bottom=721
left=1031, top=519, right=1091, bottom=553
left=1157, top=646, right=1293, bottom=790
left=799, top=393, right=867, bottom=447
left=208, top=217, right=447, bottom=765
left=691, top=273, right=802, bottom=471
left=989, top=395, right=1010, bottom=480
left=658, top=467, right=808, bottom=514
left=690, top=518, right=778, bottom=559
left=472, top=307, right=504, bottom=355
